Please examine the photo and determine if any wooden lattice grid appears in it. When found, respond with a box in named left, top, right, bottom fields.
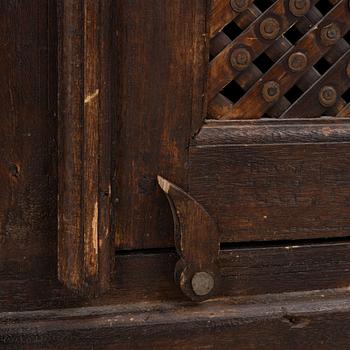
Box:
left=208, top=0, right=350, bottom=119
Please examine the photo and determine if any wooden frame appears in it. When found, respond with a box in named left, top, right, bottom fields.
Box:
left=57, top=0, right=114, bottom=296
left=3, top=289, right=350, bottom=348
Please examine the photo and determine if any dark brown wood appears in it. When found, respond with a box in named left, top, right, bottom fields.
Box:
left=158, top=176, right=220, bottom=301
left=210, top=0, right=246, bottom=38
left=208, top=0, right=350, bottom=120
left=115, top=0, right=209, bottom=250
left=208, top=2, right=350, bottom=119
left=3, top=239, right=350, bottom=313
left=220, top=241, right=350, bottom=295
left=3, top=289, right=350, bottom=349
left=4, top=1, right=350, bottom=348
left=0, top=252, right=181, bottom=313
left=190, top=120, right=350, bottom=243
left=226, top=0, right=350, bottom=119
left=0, top=1, right=57, bottom=281
left=208, top=0, right=319, bottom=102
left=57, top=0, right=114, bottom=296
left=282, top=48, right=350, bottom=117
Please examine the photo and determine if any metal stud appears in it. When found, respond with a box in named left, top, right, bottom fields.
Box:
left=191, top=272, right=215, bottom=296
left=262, top=81, right=280, bottom=103
left=320, top=23, right=341, bottom=46
left=230, top=0, right=250, bottom=13
left=288, top=52, right=308, bottom=72
left=230, top=47, right=251, bottom=71
left=319, top=86, right=337, bottom=107
left=260, top=18, right=280, bottom=40
left=289, top=0, right=311, bottom=17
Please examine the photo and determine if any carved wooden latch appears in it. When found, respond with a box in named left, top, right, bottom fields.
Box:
left=158, top=176, right=221, bottom=301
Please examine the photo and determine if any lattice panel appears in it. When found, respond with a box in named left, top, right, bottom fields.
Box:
left=208, top=0, right=350, bottom=119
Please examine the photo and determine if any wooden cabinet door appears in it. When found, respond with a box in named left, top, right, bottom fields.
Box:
left=3, top=1, right=350, bottom=348
left=115, top=0, right=350, bottom=301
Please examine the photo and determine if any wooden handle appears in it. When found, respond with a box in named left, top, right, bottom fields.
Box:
left=158, top=176, right=221, bottom=301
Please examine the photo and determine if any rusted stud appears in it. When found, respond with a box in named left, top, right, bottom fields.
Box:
left=230, top=47, right=251, bottom=71
left=262, top=81, right=280, bottom=103
left=289, top=0, right=311, bottom=16
left=320, top=23, right=341, bottom=46
left=230, top=0, right=250, bottom=13
left=191, top=272, right=215, bottom=296
left=319, top=86, right=337, bottom=107
left=288, top=52, right=308, bottom=72
left=260, top=18, right=280, bottom=40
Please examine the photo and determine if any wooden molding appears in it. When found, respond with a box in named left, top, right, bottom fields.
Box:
left=57, top=0, right=114, bottom=296
left=195, top=118, right=350, bottom=145
left=3, top=289, right=350, bottom=348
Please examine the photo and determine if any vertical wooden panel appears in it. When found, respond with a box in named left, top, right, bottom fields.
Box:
left=0, top=1, right=57, bottom=280
left=115, top=0, right=209, bottom=249
left=58, top=0, right=113, bottom=295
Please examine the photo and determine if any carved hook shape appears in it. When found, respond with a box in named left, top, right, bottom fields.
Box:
left=157, top=176, right=221, bottom=301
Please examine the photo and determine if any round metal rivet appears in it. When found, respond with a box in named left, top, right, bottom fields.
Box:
left=262, top=81, right=281, bottom=103
left=191, top=272, right=215, bottom=296
left=288, top=52, right=308, bottom=72
left=289, top=0, right=311, bottom=16
left=260, top=18, right=280, bottom=40
left=319, top=86, right=337, bottom=107
left=230, top=47, right=251, bottom=71
left=230, top=0, right=250, bottom=13
left=320, top=23, right=341, bottom=46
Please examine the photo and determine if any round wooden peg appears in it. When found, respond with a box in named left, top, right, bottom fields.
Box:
left=191, top=272, right=215, bottom=296
left=288, top=52, right=308, bottom=72
left=260, top=18, right=280, bottom=40
left=319, top=86, right=337, bottom=107
left=289, top=0, right=311, bottom=16
left=230, top=47, right=251, bottom=71
left=320, top=23, right=341, bottom=46
left=230, top=0, right=250, bottom=13
left=262, top=81, right=280, bottom=103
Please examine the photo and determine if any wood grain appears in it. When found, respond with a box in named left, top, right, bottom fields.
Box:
left=207, top=0, right=319, bottom=102
left=282, top=48, right=350, bottom=117
left=115, top=0, right=209, bottom=249
left=2, top=240, right=350, bottom=312
left=0, top=1, right=57, bottom=280
left=222, top=0, right=350, bottom=119
left=57, top=0, right=114, bottom=296
left=3, top=287, right=350, bottom=349
left=158, top=176, right=220, bottom=301
left=190, top=120, right=350, bottom=242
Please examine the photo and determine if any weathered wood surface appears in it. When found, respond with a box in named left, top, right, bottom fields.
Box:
left=2, top=289, right=350, bottom=349
left=226, top=0, right=350, bottom=119
left=0, top=1, right=57, bottom=280
left=158, top=177, right=220, bottom=301
left=0, top=252, right=181, bottom=313
left=3, top=238, right=350, bottom=312
left=208, top=0, right=319, bottom=101
left=208, top=0, right=350, bottom=119
left=282, top=49, right=350, bottom=117
left=190, top=120, right=350, bottom=242
left=220, top=241, right=350, bottom=295
left=115, top=0, right=209, bottom=249
left=209, top=1, right=350, bottom=119
left=57, top=0, right=114, bottom=296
